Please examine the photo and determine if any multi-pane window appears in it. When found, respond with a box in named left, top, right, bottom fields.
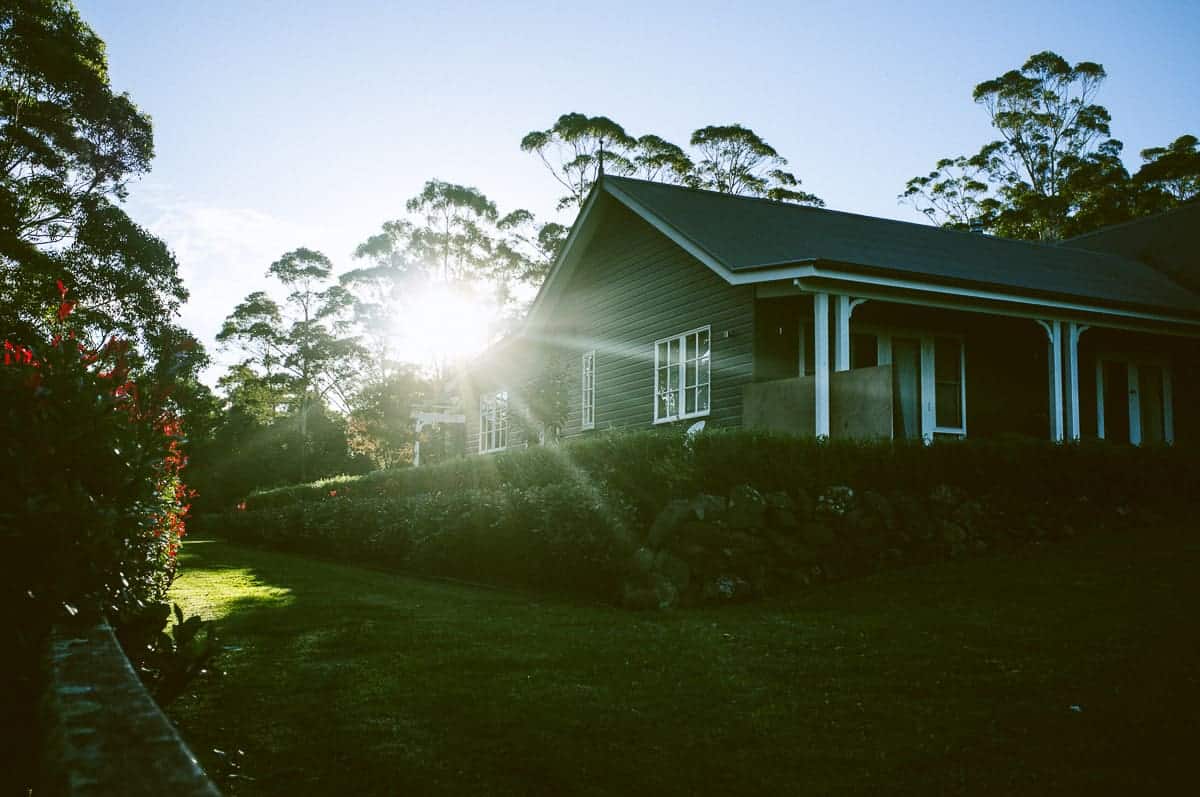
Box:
left=654, top=326, right=710, bottom=423
left=933, top=337, right=964, bottom=430
left=479, top=391, right=508, bottom=452
left=581, top=350, right=596, bottom=430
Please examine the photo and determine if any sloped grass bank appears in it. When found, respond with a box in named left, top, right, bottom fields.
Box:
left=169, top=528, right=1200, bottom=796
left=206, top=432, right=1200, bottom=605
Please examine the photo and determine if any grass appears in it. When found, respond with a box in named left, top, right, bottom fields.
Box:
left=168, top=526, right=1200, bottom=795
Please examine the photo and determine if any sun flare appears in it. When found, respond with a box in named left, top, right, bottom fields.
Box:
left=397, top=283, right=495, bottom=366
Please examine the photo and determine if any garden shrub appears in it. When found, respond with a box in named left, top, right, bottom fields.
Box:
left=225, top=482, right=633, bottom=599
left=2, top=289, right=211, bottom=709
left=217, top=427, right=1200, bottom=607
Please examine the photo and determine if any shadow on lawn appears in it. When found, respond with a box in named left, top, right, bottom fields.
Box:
left=169, top=530, right=1200, bottom=797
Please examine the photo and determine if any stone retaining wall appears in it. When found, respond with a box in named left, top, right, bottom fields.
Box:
left=40, top=619, right=220, bottom=797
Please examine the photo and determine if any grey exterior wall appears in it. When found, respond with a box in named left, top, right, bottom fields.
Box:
left=463, top=198, right=1198, bottom=453
left=556, top=202, right=756, bottom=437
left=465, top=199, right=756, bottom=452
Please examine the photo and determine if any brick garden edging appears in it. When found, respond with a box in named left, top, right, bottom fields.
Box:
left=40, top=619, right=220, bottom=796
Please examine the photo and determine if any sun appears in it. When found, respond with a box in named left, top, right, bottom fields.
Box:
left=397, top=282, right=494, bottom=366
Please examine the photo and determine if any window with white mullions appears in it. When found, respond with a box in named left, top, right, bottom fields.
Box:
left=479, top=390, right=508, bottom=452
left=581, top=350, right=596, bottom=430
left=654, top=326, right=710, bottom=423
left=933, top=336, right=964, bottom=430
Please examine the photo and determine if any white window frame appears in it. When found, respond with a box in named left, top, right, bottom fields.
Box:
left=858, top=325, right=967, bottom=440
left=581, top=350, right=596, bottom=430
left=653, top=325, right=712, bottom=424
left=479, top=390, right=508, bottom=453
left=1095, top=351, right=1174, bottom=445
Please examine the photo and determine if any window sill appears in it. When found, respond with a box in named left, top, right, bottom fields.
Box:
left=653, top=410, right=710, bottom=425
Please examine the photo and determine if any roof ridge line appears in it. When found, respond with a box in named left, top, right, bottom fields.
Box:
left=603, top=175, right=1145, bottom=262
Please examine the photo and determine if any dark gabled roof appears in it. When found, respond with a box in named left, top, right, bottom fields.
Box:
left=603, top=176, right=1200, bottom=315
left=1059, top=201, right=1200, bottom=294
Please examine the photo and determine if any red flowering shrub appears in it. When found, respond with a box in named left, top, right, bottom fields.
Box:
left=1, top=286, right=193, bottom=647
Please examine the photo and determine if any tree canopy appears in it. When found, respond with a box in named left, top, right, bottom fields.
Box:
left=903, top=51, right=1199, bottom=241
left=521, top=113, right=823, bottom=208
left=521, top=113, right=637, bottom=210
left=688, top=124, right=823, bottom=204
left=0, top=0, right=185, bottom=351
left=1137, top=134, right=1200, bottom=203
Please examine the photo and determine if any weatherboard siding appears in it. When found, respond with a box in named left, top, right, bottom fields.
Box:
left=465, top=200, right=755, bottom=453
left=556, top=202, right=755, bottom=438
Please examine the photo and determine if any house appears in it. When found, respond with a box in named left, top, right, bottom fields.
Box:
left=465, top=177, right=1200, bottom=452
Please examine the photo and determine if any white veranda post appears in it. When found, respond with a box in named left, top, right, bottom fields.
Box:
left=834, top=294, right=851, bottom=372
left=1064, top=323, right=1088, bottom=440
left=813, top=293, right=830, bottom=437
left=1037, top=320, right=1065, bottom=442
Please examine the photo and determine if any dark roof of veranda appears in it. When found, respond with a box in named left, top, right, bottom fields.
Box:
left=1059, top=200, right=1200, bottom=295
left=603, top=176, right=1200, bottom=315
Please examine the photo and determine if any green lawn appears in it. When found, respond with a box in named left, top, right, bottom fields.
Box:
left=169, top=526, right=1200, bottom=796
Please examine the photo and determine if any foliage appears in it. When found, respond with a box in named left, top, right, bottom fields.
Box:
left=0, top=18, right=210, bottom=790
left=1, top=288, right=211, bottom=749
left=241, top=428, right=1197, bottom=518
left=2, top=293, right=193, bottom=616
left=349, top=179, right=559, bottom=355
left=114, top=602, right=220, bottom=706
left=522, top=112, right=824, bottom=207
left=1136, top=134, right=1200, bottom=203
left=186, top=402, right=370, bottom=515
left=222, top=482, right=632, bottom=599
left=520, top=112, right=638, bottom=210
left=903, top=51, right=1199, bottom=240
left=0, top=0, right=185, bottom=353
left=345, top=366, right=436, bottom=468
left=687, top=124, right=823, bottom=205
left=631, top=134, right=694, bottom=184
left=216, top=430, right=1199, bottom=608
left=508, top=347, right=572, bottom=443
left=338, top=252, right=416, bottom=381
left=217, top=247, right=362, bottom=482
left=494, top=209, right=566, bottom=287
left=405, top=179, right=499, bottom=283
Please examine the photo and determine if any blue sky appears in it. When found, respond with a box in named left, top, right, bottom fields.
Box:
left=74, top=0, right=1200, bottom=373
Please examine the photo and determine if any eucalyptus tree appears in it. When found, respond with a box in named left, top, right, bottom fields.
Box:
left=900, top=155, right=998, bottom=231
left=903, top=51, right=1139, bottom=241
left=217, top=248, right=361, bottom=480
left=342, top=219, right=419, bottom=380
left=520, top=113, right=637, bottom=209
left=1135, top=134, right=1200, bottom=205
left=688, top=124, right=823, bottom=205
left=1, top=0, right=185, bottom=353
left=631, top=134, right=694, bottom=184
left=493, top=209, right=567, bottom=287
left=405, top=179, right=500, bottom=282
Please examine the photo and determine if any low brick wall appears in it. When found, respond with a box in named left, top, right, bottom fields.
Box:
left=40, top=619, right=220, bottom=797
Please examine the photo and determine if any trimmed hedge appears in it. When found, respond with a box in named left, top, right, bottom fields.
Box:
left=212, top=430, right=1200, bottom=605
left=220, top=482, right=634, bottom=599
